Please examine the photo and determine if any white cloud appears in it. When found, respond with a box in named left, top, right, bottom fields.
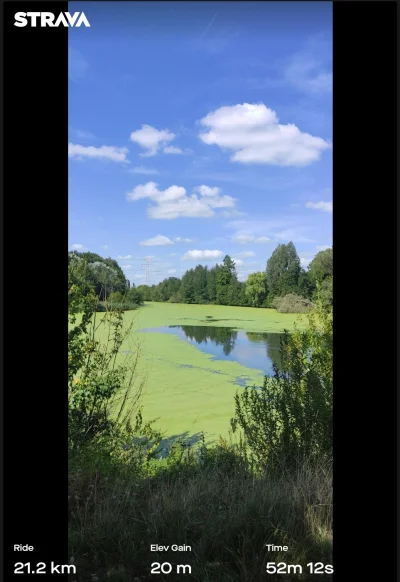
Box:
left=118, top=254, right=132, bottom=260
left=167, top=269, right=177, bottom=274
left=316, top=245, right=331, bottom=251
left=139, top=235, right=174, bottom=247
left=68, top=143, right=129, bottom=163
left=237, top=251, right=255, bottom=258
left=169, top=253, right=177, bottom=256
left=122, top=264, right=133, bottom=270
left=199, top=103, right=331, bottom=166
left=232, top=258, right=244, bottom=266
left=126, top=182, right=236, bottom=220
left=300, top=257, right=312, bottom=269
left=130, top=125, right=175, bottom=157
left=233, top=234, right=272, bottom=244
left=101, top=245, right=109, bottom=250
left=71, top=243, right=85, bottom=250
left=182, top=250, right=224, bottom=261
left=193, top=185, right=221, bottom=197
left=175, top=237, right=193, bottom=243
left=306, top=201, right=332, bottom=213
left=163, top=146, right=183, bottom=155
left=129, top=166, right=160, bottom=175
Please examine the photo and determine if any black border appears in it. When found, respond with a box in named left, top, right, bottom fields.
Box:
left=1, top=1, right=397, bottom=580
left=2, top=2, right=68, bottom=579
left=333, top=1, right=397, bottom=579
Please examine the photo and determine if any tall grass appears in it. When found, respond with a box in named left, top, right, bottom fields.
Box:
left=69, top=449, right=332, bottom=582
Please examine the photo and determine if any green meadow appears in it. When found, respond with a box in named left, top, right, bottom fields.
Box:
left=100, top=302, right=306, bottom=443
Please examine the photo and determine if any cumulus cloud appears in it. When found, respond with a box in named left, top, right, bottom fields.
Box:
left=199, top=103, right=331, bottom=166
left=167, top=269, right=177, bottom=274
left=118, top=254, right=132, bottom=260
left=130, top=125, right=175, bottom=157
left=182, top=250, right=224, bottom=261
left=69, top=143, right=129, bottom=163
left=306, top=201, right=332, bottom=213
left=163, top=146, right=183, bottom=154
left=122, top=264, right=133, bottom=270
left=139, top=235, right=174, bottom=247
left=233, top=234, right=272, bottom=244
left=126, top=182, right=236, bottom=220
left=71, top=243, right=85, bottom=250
left=193, top=185, right=221, bottom=197
left=232, top=258, right=244, bottom=266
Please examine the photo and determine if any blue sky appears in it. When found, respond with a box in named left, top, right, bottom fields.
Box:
left=68, top=1, right=332, bottom=285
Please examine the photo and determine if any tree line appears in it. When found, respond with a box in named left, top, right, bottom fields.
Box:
left=138, top=243, right=332, bottom=310
left=69, top=243, right=332, bottom=312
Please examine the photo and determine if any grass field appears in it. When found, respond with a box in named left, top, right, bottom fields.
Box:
left=97, top=302, right=306, bottom=444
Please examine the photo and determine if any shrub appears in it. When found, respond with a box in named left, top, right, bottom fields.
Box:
left=272, top=293, right=314, bottom=313
left=232, top=296, right=332, bottom=468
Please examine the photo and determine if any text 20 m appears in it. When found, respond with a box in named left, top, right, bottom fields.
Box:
left=151, top=562, right=191, bottom=574
left=266, top=562, right=333, bottom=574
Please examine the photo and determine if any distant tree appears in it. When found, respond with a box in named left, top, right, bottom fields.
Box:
left=245, top=272, right=268, bottom=307
left=137, top=285, right=152, bottom=301
left=181, top=269, right=196, bottom=304
left=266, top=242, right=301, bottom=300
left=68, top=251, right=129, bottom=300
left=126, top=284, right=143, bottom=305
left=216, top=256, right=237, bottom=305
left=308, top=248, right=333, bottom=285
left=193, top=265, right=209, bottom=304
left=297, top=269, right=313, bottom=299
left=207, top=265, right=220, bottom=304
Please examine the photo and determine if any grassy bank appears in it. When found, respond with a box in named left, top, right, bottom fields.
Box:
left=69, top=450, right=332, bottom=582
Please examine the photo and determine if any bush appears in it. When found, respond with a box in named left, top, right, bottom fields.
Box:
left=232, top=296, right=332, bottom=468
left=272, top=293, right=314, bottom=313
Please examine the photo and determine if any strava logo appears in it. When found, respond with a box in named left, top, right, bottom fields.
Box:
left=14, top=12, right=91, bottom=28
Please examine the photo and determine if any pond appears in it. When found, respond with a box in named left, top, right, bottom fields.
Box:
left=142, top=325, right=283, bottom=376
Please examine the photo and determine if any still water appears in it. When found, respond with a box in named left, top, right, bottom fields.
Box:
left=143, top=325, right=283, bottom=376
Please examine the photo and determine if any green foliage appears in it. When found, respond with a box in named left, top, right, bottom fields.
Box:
left=308, top=248, right=333, bottom=285
left=68, top=259, right=161, bottom=467
left=245, top=271, right=268, bottom=307
left=232, top=294, right=332, bottom=467
left=216, top=255, right=236, bottom=305
left=272, top=293, right=314, bottom=313
left=266, top=242, right=301, bottom=299
left=69, top=251, right=129, bottom=300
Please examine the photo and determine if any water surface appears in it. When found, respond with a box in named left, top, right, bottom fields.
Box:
left=142, top=325, right=283, bottom=376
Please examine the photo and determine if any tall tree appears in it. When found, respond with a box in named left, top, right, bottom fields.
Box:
left=308, top=248, right=333, bottom=285
left=216, top=256, right=237, bottom=305
left=266, top=242, right=301, bottom=299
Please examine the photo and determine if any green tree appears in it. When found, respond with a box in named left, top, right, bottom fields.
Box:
left=266, top=242, right=301, bottom=300
left=245, top=272, right=268, bottom=307
left=216, top=256, right=237, bottom=305
left=308, top=248, right=333, bottom=285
